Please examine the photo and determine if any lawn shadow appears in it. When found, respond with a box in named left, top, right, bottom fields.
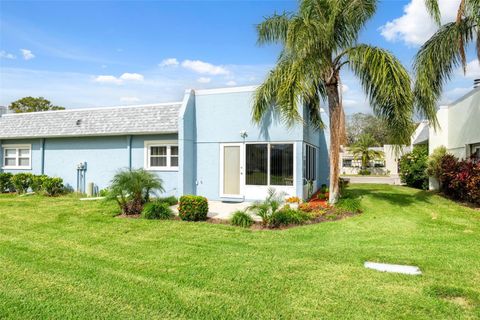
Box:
left=345, top=186, right=435, bottom=208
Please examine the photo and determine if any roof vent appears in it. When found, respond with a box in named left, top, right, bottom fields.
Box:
left=475, top=79, right=480, bottom=89
left=76, top=119, right=82, bottom=126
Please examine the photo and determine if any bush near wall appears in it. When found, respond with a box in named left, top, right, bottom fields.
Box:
left=178, top=195, right=209, bottom=221
left=0, top=173, right=14, bottom=193
left=438, top=155, right=480, bottom=205
left=399, top=145, right=429, bottom=190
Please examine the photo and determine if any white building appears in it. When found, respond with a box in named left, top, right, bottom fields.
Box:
left=411, top=83, right=480, bottom=189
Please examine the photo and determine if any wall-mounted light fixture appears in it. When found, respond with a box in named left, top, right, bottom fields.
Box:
left=240, top=130, right=248, bottom=139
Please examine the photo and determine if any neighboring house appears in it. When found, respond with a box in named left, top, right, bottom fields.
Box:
left=339, top=145, right=409, bottom=176
left=411, top=83, right=480, bottom=189
left=0, top=86, right=329, bottom=201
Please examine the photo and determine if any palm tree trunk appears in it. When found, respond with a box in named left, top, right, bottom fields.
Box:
left=326, top=82, right=342, bottom=204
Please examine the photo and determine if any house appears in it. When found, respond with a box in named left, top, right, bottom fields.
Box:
left=339, top=145, right=409, bottom=176
left=0, top=86, right=330, bottom=201
left=411, top=83, right=480, bottom=189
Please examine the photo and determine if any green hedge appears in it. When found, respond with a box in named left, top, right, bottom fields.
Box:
left=0, top=173, right=65, bottom=196
left=178, top=195, right=208, bottom=221
left=142, top=201, right=173, bottom=220
left=0, top=173, right=14, bottom=193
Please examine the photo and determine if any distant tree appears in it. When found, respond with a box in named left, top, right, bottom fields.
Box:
left=350, top=134, right=384, bottom=170
left=346, top=113, right=391, bottom=146
left=9, top=97, right=64, bottom=113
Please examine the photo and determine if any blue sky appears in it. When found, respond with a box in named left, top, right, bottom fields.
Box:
left=0, top=0, right=479, bottom=114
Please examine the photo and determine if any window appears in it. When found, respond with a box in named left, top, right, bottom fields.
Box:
left=471, top=143, right=480, bottom=161
left=2, top=145, right=31, bottom=169
left=144, top=142, right=178, bottom=170
left=305, top=144, right=316, bottom=181
left=245, top=143, right=294, bottom=186
left=342, top=159, right=353, bottom=168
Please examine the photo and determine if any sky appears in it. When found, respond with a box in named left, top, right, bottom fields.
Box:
left=0, top=0, right=479, bottom=115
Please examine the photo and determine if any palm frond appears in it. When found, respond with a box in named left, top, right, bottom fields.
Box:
left=345, top=44, right=414, bottom=145
left=413, top=19, right=476, bottom=129
left=424, top=0, right=441, bottom=25
left=256, top=12, right=291, bottom=45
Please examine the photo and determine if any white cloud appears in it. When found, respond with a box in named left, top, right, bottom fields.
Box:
left=181, top=59, right=229, bottom=75
left=343, top=99, right=358, bottom=107
left=94, top=75, right=123, bottom=85
left=159, top=58, right=179, bottom=67
left=226, top=80, right=237, bottom=86
left=20, top=49, right=35, bottom=60
left=379, top=0, right=459, bottom=46
left=197, top=77, right=211, bottom=83
left=0, top=51, right=16, bottom=59
left=342, top=84, right=349, bottom=93
left=120, top=96, right=141, bottom=103
left=119, top=72, right=144, bottom=81
left=94, top=73, right=144, bottom=85
left=463, top=60, right=480, bottom=79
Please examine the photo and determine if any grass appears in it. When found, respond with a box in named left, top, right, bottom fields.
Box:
left=0, top=184, right=479, bottom=319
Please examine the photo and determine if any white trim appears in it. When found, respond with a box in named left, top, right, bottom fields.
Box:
left=1, top=102, right=182, bottom=117
left=0, top=130, right=179, bottom=140
left=219, top=143, right=244, bottom=199
left=1, top=144, right=32, bottom=170
left=195, top=85, right=259, bottom=96
left=144, top=140, right=179, bottom=171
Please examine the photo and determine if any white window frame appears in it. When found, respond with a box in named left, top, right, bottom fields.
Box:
left=144, top=141, right=179, bottom=171
left=2, top=144, right=32, bottom=170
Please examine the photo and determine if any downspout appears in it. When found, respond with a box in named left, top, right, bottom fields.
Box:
left=127, top=135, right=132, bottom=170
left=40, top=138, right=45, bottom=175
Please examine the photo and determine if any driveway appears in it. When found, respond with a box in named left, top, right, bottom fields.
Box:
left=342, top=175, right=402, bottom=185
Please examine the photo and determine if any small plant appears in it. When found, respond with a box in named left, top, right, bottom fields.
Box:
left=0, top=173, right=14, bottom=193
left=270, top=208, right=310, bottom=228
left=98, top=188, right=110, bottom=197
left=42, top=177, right=65, bottom=196
left=358, top=169, right=371, bottom=175
left=317, top=193, right=327, bottom=200
left=230, top=210, right=254, bottom=228
left=11, top=173, right=34, bottom=194
left=335, top=197, right=362, bottom=213
left=247, top=188, right=286, bottom=226
left=286, top=196, right=301, bottom=203
left=142, top=201, right=173, bottom=220
left=178, top=195, right=208, bottom=221
left=31, top=175, right=48, bottom=193
left=320, top=184, right=328, bottom=193
left=107, top=169, right=164, bottom=215
left=155, top=196, right=178, bottom=206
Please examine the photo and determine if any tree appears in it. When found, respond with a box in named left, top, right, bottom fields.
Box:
left=415, top=0, right=480, bottom=118
left=346, top=113, right=392, bottom=146
left=107, top=169, right=164, bottom=215
left=9, top=97, right=64, bottom=113
left=350, top=134, right=384, bottom=171
left=252, top=0, right=433, bottom=203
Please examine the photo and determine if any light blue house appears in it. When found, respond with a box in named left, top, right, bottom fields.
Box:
left=0, top=86, right=329, bottom=201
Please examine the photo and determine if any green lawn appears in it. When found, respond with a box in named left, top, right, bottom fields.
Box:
left=0, top=185, right=479, bottom=319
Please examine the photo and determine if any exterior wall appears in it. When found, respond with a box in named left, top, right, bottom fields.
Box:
left=1, top=134, right=179, bottom=196
left=0, top=138, right=44, bottom=174
left=178, top=90, right=196, bottom=196
left=192, top=88, right=329, bottom=201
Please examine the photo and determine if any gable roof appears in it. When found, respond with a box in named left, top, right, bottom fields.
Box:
left=0, top=103, right=181, bottom=139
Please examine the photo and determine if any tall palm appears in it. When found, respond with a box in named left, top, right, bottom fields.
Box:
left=415, top=0, right=480, bottom=118
left=350, top=134, right=384, bottom=170
left=252, top=0, right=428, bottom=203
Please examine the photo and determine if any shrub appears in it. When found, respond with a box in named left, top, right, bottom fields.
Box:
left=247, top=188, right=286, bottom=226
left=358, top=169, right=371, bottom=175
left=317, top=193, right=327, bottom=200
left=270, top=208, right=310, bottom=228
left=399, top=145, right=429, bottom=190
left=31, top=175, right=48, bottom=193
left=0, top=173, right=14, bottom=193
left=107, top=169, right=164, bottom=215
left=98, top=188, right=110, bottom=197
left=426, top=146, right=447, bottom=183
left=335, top=197, right=362, bottom=213
left=178, top=195, right=208, bottom=221
left=43, top=177, right=65, bottom=196
left=230, top=210, right=254, bottom=228
left=142, top=201, right=173, bottom=220
left=156, top=196, right=178, bottom=206
left=11, top=173, right=34, bottom=194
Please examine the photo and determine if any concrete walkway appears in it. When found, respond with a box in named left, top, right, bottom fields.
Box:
left=172, top=200, right=257, bottom=221
left=342, top=175, right=402, bottom=185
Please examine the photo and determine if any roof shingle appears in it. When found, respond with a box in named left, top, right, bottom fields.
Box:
left=0, top=103, right=181, bottom=139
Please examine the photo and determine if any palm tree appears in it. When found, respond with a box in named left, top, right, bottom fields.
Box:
left=252, top=0, right=430, bottom=203
left=350, top=134, right=384, bottom=171
left=415, top=0, right=480, bottom=118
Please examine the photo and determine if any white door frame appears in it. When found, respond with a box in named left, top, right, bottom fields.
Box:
left=219, top=143, right=244, bottom=198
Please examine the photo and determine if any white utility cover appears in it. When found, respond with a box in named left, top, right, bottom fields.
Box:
left=364, top=262, right=422, bottom=275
